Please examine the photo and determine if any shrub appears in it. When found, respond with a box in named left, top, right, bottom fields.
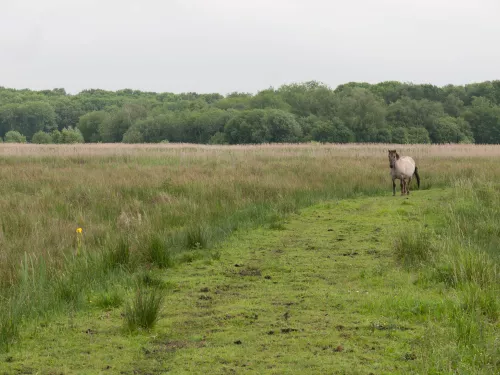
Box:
left=209, top=132, right=227, bottom=144
left=51, top=129, right=62, bottom=143
left=122, top=129, right=144, bottom=143
left=4, top=131, right=26, bottom=143
left=31, top=131, right=53, bottom=144
left=61, top=127, right=84, bottom=144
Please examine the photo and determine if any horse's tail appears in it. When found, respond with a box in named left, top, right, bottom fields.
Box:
left=414, top=166, right=420, bottom=188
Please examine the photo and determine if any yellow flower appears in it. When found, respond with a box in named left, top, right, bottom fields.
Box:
left=76, top=227, right=83, bottom=234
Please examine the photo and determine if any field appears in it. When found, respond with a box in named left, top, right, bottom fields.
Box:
left=0, top=143, right=499, bottom=374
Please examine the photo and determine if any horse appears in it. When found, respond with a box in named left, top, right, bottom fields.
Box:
left=388, top=149, right=420, bottom=196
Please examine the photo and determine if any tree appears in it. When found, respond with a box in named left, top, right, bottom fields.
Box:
left=369, top=81, right=406, bottom=104
left=337, top=87, right=386, bottom=142
left=50, top=97, right=84, bottom=130
left=375, top=128, right=392, bottom=143
left=391, top=127, right=408, bottom=144
left=278, top=81, right=339, bottom=117
left=265, top=109, right=302, bottom=142
left=432, top=116, right=473, bottom=143
left=224, top=110, right=270, bottom=144
left=128, top=114, right=182, bottom=143
left=462, top=97, right=500, bottom=143
left=182, top=109, right=233, bottom=144
left=407, top=127, right=431, bottom=144
left=13, top=101, right=57, bottom=140
left=250, top=89, right=291, bottom=111
left=443, top=94, right=464, bottom=117
left=311, top=118, right=354, bottom=143
left=77, top=111, right=108, bottom=142
left=122, top=128, right=144, bottom=143
left=465, top=82, right=497, bottom=105
left=99, top=103, right=147, bottom=142
left=386, top=97, right=448, bottom=142
left=0, top=104, right=18, bottom=137
left=214, top=94, right=252, bottom=111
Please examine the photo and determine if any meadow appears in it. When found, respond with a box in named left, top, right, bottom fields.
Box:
left=0, top=143, right=499, bottom=374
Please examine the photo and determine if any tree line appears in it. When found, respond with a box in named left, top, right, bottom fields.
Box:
left=1, top=80, right=500, bottom=144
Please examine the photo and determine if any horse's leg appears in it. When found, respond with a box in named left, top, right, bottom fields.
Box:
left=407, top=176, right=412, bottom=195
left=392, top=178, right=396, bottom=196
left=400, top=180, right=404, bottom=196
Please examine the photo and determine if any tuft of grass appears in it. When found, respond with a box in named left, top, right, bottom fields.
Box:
left=461, top=283, right=499, bottom=322
left=123, top=286, right=164, bottom=331
left=54, top=278, right=83, bottom=305
left=394, top=227, right=435, bottom=268
left=268, top=213, right=286, bottom=230
left=184, top=224, right=211, bottom=250
left=435, top=246, right=499, bottom=288
left=94, top=289, right=124, bottom=309
left=146, top=235, right=173, bottom=268
left=137, top=271, right=169, bottom=290
left=454, top=309, right=485, bottom=348
left=104, top=238, right=131, bottom=271
left=0, top=311, right=18, bottom=353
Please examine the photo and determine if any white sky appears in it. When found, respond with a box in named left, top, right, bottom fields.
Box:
left=1, top=0, right=499, bottom=94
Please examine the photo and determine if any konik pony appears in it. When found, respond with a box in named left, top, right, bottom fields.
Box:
left=388, top=150, right=420, bottom=196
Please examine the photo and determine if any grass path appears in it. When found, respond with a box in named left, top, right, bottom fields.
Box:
left=2, top=189, right=451, bottom=374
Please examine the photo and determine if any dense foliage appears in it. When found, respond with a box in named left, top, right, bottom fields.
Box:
left=1, top=80, right=500, bottom=144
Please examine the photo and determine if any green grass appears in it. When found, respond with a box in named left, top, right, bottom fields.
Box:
left=1, top=186, right=498, bottom=374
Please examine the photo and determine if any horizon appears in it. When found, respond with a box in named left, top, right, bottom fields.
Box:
left=2, top=78, right=499, bottom=97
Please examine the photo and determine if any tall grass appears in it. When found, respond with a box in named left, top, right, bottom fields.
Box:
left=1, top=143, right=500, bottom=351
left=395, top=176, right=500, bottom=373
left=123, top=286, right=165, bottom=331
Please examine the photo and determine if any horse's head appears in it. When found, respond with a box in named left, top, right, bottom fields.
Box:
left=388, top=149, right=399, bottom=168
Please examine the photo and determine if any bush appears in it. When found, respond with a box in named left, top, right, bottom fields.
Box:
left=61, top=127, right=84, bottom=144
left=51, top=129, right=62, bottom=144
left=4, top=131, right=26, bottom=143
left=77, top=111, right=107, bottom=142
left=122, top=129, right=144, bottom=143
left=31, top=131, right=53, bottom=144
left=209, top=132, right=227, bottom=144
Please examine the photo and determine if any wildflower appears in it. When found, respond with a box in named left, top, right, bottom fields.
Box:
left=75, top=227, right=83, bottom=256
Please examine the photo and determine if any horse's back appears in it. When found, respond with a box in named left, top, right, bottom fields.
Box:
left=396, top=156, right=416, bottom=177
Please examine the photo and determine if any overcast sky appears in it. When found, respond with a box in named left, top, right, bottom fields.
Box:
left=1, top=0, right=499, bottom=94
